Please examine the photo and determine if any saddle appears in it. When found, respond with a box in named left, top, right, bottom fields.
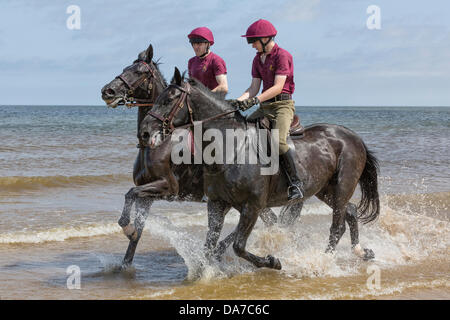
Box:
left=258, top=114, right=304, bottom=139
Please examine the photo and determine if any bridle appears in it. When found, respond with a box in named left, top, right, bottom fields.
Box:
left=146, top=81, right=238, bottom=138
left=116, top=61, right=157, bottom=107
left=146, top=82, right=195, bottom=137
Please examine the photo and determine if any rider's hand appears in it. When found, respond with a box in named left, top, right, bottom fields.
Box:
left=237, top=97, right=260, bottom=111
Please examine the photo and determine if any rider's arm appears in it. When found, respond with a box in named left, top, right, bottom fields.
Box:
left=256, top=75, right=287, bottom=103
left=212, top=74, right=228, bottom=93
left=237, top=78, right=261, bottom=101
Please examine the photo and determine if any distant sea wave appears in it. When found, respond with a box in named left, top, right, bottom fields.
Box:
left=0, top=174, right=132, bottom=192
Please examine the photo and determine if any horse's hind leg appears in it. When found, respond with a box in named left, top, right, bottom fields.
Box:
left=346, top=203, right=375, bottom=261
left=325, top=159, right=366, bottom=254
left=233, top=206, right=282, bottom=270
left=345, top=203, right=359, bottom=248
left=316, top=183, right=355, bottom=254
left=326, top=206, right=347, bottom=253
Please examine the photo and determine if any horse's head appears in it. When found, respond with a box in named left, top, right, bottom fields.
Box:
left=101, top=44, right=161, bottom=108
left=140, top=67, right=193, bottom=148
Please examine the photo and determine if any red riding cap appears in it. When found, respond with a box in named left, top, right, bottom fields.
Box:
left=188, top=27, right=215, bottom=45
left=241, top=19, right=277, bottom=38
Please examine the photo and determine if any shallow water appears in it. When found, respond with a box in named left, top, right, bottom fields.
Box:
left=0, top=105, right=449, bottom=299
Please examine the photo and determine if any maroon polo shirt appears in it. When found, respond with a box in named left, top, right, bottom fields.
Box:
left=188, top=52, right=227, bottom=90
left=251, top=43, right=295, bottom=94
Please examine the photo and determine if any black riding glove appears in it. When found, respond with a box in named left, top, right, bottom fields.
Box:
left=236, top=97, right=260, bottom=111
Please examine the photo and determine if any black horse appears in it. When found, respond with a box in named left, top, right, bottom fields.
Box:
left=101, top=44, right=180, bottom=266
left=139, top=67, right=380, bottom=270
left=101, top=45, right=295, bottom=267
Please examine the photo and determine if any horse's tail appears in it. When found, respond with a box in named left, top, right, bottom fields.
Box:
left=357, top=143, right=380, bottom=224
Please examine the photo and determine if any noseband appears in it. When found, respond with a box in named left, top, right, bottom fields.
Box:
left=116, top=61, right=157, bottom=107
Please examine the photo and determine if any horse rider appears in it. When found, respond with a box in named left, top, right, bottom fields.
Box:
left=231, top=19, right=304, bottom=200
left=187, top=27, right=228, bottom=93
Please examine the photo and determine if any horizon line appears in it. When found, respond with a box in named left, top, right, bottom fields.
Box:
left=1, top=104, right=450, bottom=108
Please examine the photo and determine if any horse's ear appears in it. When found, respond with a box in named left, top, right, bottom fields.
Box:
left=137, top=51, right=146, bottom=62
left=145, top=44, right=153, bottom=63
left=171, top=67, right=182, bottom=85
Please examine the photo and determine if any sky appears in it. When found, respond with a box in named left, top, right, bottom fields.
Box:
left=1, top=0, right=449, bottom=106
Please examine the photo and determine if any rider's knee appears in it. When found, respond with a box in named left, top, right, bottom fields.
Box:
left=279, top=143, right=290, bottom=155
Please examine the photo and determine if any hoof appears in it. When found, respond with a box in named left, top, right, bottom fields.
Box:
left=363, top=248, right=375, bottom=261
left=353, top=244, right=375, bottom=261
left=267, top=255, right=282, bottom=270
left=119, top=262, right=132, bottom=271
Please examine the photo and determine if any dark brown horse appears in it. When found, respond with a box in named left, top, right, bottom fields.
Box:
left=139, top=68, right=380, bottom=270
left=101, top=45, right=293, bottom=267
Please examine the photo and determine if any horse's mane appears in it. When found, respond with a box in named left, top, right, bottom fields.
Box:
left=187, top=77, right=226, bottom=100
left=153, top=58, right=168, bottom=87
left=187, top=77, right=247, bottom=123
left=186, top=77, right=246, bottom=122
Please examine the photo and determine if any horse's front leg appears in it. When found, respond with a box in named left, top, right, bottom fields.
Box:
left=214, top=207, right=280, bottom=260
left=122, top=197, right=153, bottom=267
left=346, top=203, right=375, bottom=261
left=119, top=179, right=171, bottom=268
left=279, top=201, right=304, bottom=226
left=118, top=179, right=171, bottom=236
left=259, top=208, right=277, bottom=226
left=233, top=206, right=282, bottom=270
left=204, top=199, right=231, bottom=262
left=118, top=186, right=136, bottom=230
left=212, top=229, right=236, bottom=261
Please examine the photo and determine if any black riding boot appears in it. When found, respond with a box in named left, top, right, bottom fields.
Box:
left=280, top=148, right=304, bottom=200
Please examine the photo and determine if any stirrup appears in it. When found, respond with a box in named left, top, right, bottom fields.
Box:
left=288, top=184, right=304, bottom=200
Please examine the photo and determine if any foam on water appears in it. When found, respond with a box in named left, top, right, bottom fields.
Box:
left=0, top=191, right=448, bottom=289
left=1, top=194, right=448, bottom=262
left=145, top=215, right=210, bottom=280
left=131, top=289, right=176, bottom=299
left=0, top=223, right=122, bottom=244
left=141, top=196, right=450, bottom=281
